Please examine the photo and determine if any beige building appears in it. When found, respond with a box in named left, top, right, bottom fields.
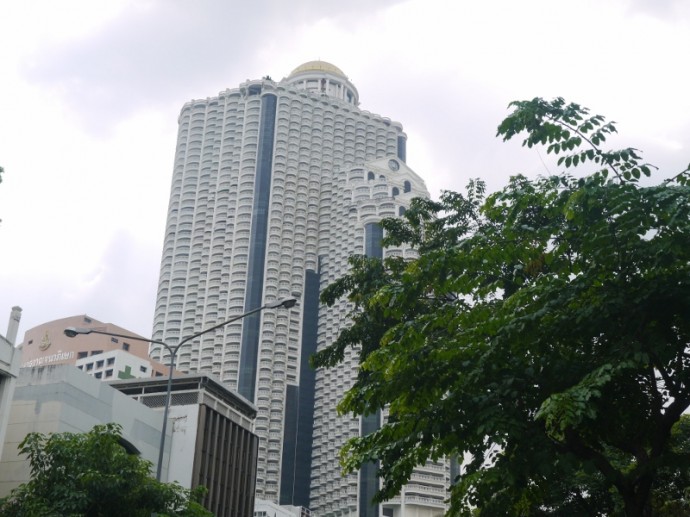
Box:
left=19, top=315, right=168, bottom=378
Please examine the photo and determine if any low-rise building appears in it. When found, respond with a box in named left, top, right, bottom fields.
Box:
left=111, top=374, right=259, bottom=517
left=19, top=315, right=168, bottom=377
left=3, top=316, right=259, bottom=516
left=75, top=348, right=163, bottom=380
left=254, top=499, right=312, bottom=517
left=0, top=365, right=167, bottom=497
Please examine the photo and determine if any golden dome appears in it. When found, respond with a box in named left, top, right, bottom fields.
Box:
left=288, top=60, right=347, bottom=79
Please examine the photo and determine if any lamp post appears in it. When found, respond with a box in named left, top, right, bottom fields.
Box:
left=64, top=296, right=297, bottom=482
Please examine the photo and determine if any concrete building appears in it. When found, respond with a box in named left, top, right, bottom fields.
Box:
left=0, top=366, right=259, bottom=517
left=75, top=348, right=164, bottom=381
left=111, top=374, right=259, bottom=517
left=0, top=307, right=22, bottom=461
left=19, top=315, right=168, bottom=378
left=0, top=365, right=166, bottom=497
left=254, top=499, right=311, bottom=517
left=151, top=60, right=446, bottom=515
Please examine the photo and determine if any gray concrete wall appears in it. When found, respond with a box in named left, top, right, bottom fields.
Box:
left=0, top=365, right=169, bottom=497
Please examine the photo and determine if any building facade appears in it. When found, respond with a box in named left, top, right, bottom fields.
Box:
left=152, top=61, right=445, bottom=515
left=75, top=348, right=165, bottom=381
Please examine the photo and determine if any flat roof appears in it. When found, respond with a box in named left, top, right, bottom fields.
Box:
left=109, top=373, right=257, bottom=418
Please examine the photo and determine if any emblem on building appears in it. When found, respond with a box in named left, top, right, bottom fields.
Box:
left=39, top=331, right=51, bottom=351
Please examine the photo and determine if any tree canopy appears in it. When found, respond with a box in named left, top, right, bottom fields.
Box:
left=0, top=423, right=211, bottom=517
left=312, top=97, right=690, bottom=516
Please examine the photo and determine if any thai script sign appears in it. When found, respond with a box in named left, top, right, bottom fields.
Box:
left=23, top=350, right=75, bottom=368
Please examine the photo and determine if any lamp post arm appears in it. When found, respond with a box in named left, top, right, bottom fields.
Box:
left=65, top=327, right=175, bottom=482
left=153, top=303, right=277, bottom=481
left=79, top=329, right=168, bottom=349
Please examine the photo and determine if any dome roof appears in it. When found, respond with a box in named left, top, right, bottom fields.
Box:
left=284, top=60, right=359, bottom=106
left=288, top=60, right=347, bottom=79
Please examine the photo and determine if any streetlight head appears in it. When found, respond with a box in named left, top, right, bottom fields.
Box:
left=266, top=297, right=298, bottom=309
left=63, top=327, right=93, bottom=338
left=280, top=297, right=298, bottom=309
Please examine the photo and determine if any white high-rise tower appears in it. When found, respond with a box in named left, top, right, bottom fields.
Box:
left=152, top=61, right=447, bottom=516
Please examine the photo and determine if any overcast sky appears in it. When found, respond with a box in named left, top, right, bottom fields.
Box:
left=1, top=0, right=689, bottom=340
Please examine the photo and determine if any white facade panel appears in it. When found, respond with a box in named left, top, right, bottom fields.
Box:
left=167, top=404, right=200, bottom=488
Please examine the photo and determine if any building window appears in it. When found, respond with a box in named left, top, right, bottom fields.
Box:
left=96, top=360, right=104, bottom=368
left=94, top=372, right=102, bottom=379
left=77, top=365, right=83, bottom=370
left=28, top=339, right=33, bottom=345
left=367, top=171, right=375, bottom=180
left=392, top=187, right=399, bottom=197
left=110, top=337, right=119, bottom=344
left=91, top=350, right=103, bottom=356
left=404, top=180, right=411, bottom=193
left=84, top=317, right=92, bottom=323
left=399, top=206, right=406, bottom=216
left=122, top=343, right=130, bottom=351
left=365, top=222, right=384, bottom=259
left=107, top=357, right=115, bottom=366
left=105, top=369, right=113, bottom=378
left=77, top=352, right=88, bottom=359
left=86, top=363, right=93, bottom=371
left=140, top=366, right=147, bottom=373
left=155, top=372, right=163, bottom=377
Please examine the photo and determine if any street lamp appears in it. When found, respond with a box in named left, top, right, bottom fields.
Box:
left=64, top=296, right=297, bottom=482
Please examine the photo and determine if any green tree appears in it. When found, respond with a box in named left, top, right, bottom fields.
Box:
left=312, top=98, right=690, bottom=516
left=0, top=423, right=212, bottom=517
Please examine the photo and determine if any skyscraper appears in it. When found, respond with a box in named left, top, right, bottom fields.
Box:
left=152, top=61, right=446, bottom=516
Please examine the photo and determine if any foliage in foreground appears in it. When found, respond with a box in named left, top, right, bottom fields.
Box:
left=313, top=97, right=690, bottom=516
left=0, top=423, right=211, bottom=517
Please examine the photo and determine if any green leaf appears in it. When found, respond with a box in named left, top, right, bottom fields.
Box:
left=0, top=424, right=213, bottom=517
left=318, top=96, right=690, bottom=517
